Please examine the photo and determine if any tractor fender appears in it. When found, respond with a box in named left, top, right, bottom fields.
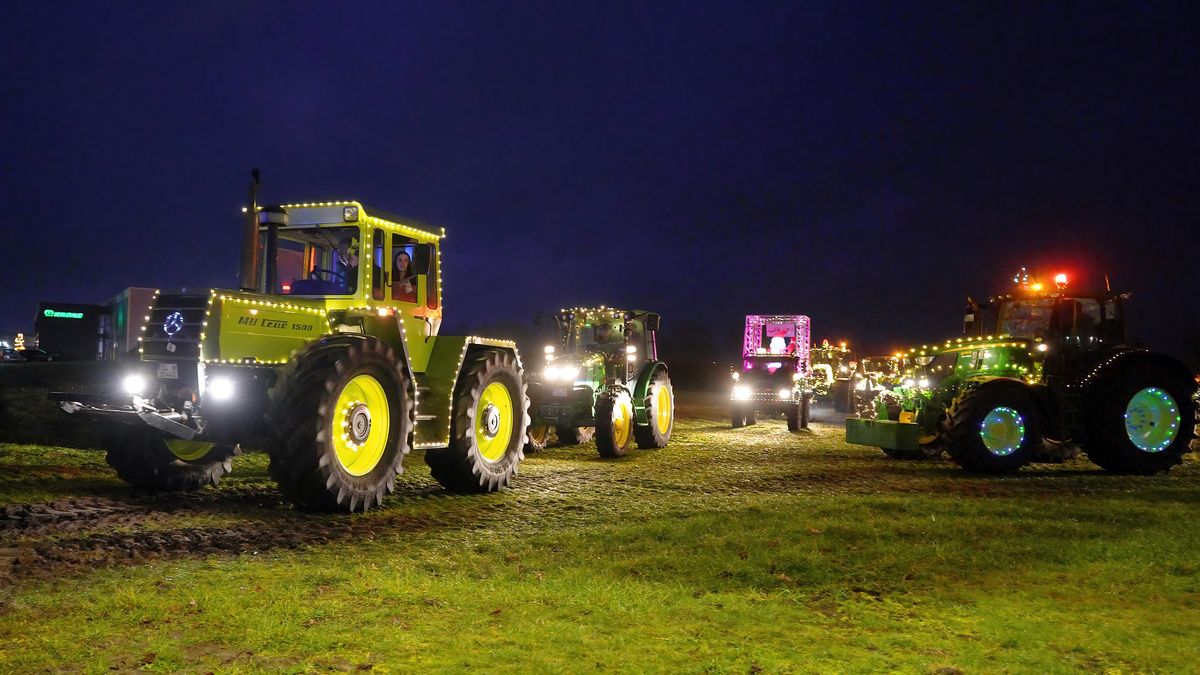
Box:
left=632, top=360, right=668, bottom=425
left=357, top=314, right=418, bottom=398
left=1071, top=349, right=1193, bottom=391
left=950, top=376, right=1041, bottom=428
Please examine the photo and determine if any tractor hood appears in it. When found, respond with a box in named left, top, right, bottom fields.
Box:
left=140, top=289, right=331, bottom=365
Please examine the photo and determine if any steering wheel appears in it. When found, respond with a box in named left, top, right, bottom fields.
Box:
left=308, top=268, right=346, bottom=283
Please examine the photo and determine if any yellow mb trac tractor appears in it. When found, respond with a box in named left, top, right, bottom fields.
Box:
left=55, top=199, right=530, bottom=511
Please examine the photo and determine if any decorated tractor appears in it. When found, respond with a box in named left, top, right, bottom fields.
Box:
left=809, top=339, right=853, bottom=409
left=525, top=307, right=674, bottom=458
left=846, top=269, right=1197, bottom=473
left=730, top=315, right=812, bottom=431
left=54, top=195, right=530, bottom=511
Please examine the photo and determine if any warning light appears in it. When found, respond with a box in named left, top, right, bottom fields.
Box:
left=1054, top=273, right=1068, bottom=289
left=1030, top=282, right=1043, bottom=291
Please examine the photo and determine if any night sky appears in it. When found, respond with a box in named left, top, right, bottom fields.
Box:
left=3, top=1, right=1197, bottom=365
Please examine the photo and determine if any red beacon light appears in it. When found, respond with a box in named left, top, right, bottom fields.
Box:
left=1054, top=273, right=1068, bottom=289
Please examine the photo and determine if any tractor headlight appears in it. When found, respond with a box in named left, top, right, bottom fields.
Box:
left=208, top=376, right=236, bottom=402
left=918, top=378, right=930, bottom=389
left=903, top=378, right=915, bottom=388
left=732, top=385, right=751, bottom=400
left=731, top=371, right=740, bottom=381
left=559, top=364, right=581, bottom=380
left=544, top=345, right=555, bottom=354
left=122, top=374, right=146, bottom=395
left=778, top=389, right=792, bottom=400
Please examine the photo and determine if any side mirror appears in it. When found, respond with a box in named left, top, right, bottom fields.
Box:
left=645, top=314, right=661, bottom=332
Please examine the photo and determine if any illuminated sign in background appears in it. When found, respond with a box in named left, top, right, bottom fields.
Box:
left=43, top=309, right=85, bottom=319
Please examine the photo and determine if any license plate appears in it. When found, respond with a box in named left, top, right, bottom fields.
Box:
left=157, top=363, right=178, bottom=379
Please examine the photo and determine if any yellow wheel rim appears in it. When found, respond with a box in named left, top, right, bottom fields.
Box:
left=165, top=440, right=213, bottom=461
left=475, top=381, right=514, bottom=463
left=332, top=374, right=391, bottom=476
left=654, top=384, right=672, bottom=435
left=612, top=396, right=633, bottom=448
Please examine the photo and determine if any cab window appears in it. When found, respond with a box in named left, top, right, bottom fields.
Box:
left=391, top=234, right=419, bottom=303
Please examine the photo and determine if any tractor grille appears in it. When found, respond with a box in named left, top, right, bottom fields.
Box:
left=140, top=293, right=210, bottom=361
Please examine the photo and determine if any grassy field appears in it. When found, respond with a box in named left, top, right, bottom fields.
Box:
left=1, top=392, right=1198, bottom=673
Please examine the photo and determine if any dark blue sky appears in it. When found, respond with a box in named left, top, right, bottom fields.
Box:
left=2, top=1, right=1197, bottom=361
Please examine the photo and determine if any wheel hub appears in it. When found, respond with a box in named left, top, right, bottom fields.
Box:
left=346, top=402, right=372, bottom=445
left=483, top=404, right=501, bottom=438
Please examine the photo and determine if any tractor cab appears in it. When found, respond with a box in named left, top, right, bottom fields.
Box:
left=963, top=270, right=1128, bottom=380
left=252, top=202, right=444, bottom=334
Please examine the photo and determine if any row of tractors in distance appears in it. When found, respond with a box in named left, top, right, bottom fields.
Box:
left=524, top=307, right=674, bottom=458
left=845, top=270, right=1197, bottom=474
left=730, top=315, right=812, bottom=431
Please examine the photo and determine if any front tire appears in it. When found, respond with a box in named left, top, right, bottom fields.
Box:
left=426, top=350, right=528, bottom=492
left=595, top=389, right=634, bottom=458
left=944, top=382, right=1041, bottom=473
left=525, top=424, right=551, bottom=453
left=1084, top=359, right=1195, bottom=474
left=267, top=336, right=412, bottom=512
left=634, top=370, right=674, bottom=449
left=104, top=430, right=237, bottom=492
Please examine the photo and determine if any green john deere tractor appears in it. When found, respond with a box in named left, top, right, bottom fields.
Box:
left=53, top=196, right=530, bottom=511
left=846, top=271, right=1197, bottom=473
left=525, top=307, right=674, bottom=458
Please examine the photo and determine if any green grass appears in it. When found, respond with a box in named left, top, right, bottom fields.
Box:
left=2, top=401, right=1199, bottom=672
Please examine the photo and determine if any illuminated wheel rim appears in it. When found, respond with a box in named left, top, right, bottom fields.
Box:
left=612, top=396, right=633, bottom=448
left=654, top=385, right=673, bottom=435
left=165, top=440, right=213, bottom=461
left=475, top=382, right=514, bottom=463
left=332, top=374, right=390, bottom=476
left=979, top=406, right=1025, bottom=457
left=1124, top=387, right=1180, bottom=453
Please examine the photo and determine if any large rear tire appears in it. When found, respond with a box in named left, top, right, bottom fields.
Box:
left=104, top=430, right=237, bottom=492
left=426, top=350, right=528, bottom=492
left=595, top=389, right=634, bottom=458
left=944, top=382, right=1041, bottom=473
left=1083, top=359, right=1195, bottom=474
left=267, top=336, right=412, bottom=512
left=634, top=370, right=674, bottom=449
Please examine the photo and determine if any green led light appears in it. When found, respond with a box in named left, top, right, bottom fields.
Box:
left=43, top=309, right=84, bottom=319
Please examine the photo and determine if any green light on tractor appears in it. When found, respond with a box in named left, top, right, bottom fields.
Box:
left=43, top=309, right=84, bottom=319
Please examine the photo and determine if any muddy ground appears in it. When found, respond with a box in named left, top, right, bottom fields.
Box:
left=2, top=396, right=1196, bottom=590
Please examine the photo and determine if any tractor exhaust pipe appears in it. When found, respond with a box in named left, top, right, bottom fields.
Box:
left=238, top=169, right=262, bottom=291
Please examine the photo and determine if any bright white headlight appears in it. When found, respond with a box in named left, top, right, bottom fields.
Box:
left=122, top=374, right=146, bottom=395
left=208, top=376, right=236, bottom=401
left=918, top=378, right=930, bottom=388
left=543, top=365, right=558, bottom=381
left=560, top=364, right=581, bottom=380
left=732, top=385, right=751, bottom=400
left=544, top=345, right=555, bottom=354
left=778, top=389, right=792, bottom=400
left=903, top=378, right=915, bottom=388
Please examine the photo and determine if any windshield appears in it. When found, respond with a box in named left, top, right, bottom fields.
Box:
left=263, top=226, right=360, bottom=295
left=570, top=318, right=625, bottom=350
left=995, top=299, right=1054, bottom=339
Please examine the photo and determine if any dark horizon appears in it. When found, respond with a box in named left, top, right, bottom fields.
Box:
left=3, top=1, right=1197, bottom=365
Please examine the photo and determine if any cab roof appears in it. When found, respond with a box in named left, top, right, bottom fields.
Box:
left=272, top=200, right=445, bottom=243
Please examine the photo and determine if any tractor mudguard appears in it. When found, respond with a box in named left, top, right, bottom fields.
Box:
left=1073, top=349, right=1193, bottom=390
left=632, top=361, right=668, bottom=426
left=416, top=335, right=523, bottom=448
